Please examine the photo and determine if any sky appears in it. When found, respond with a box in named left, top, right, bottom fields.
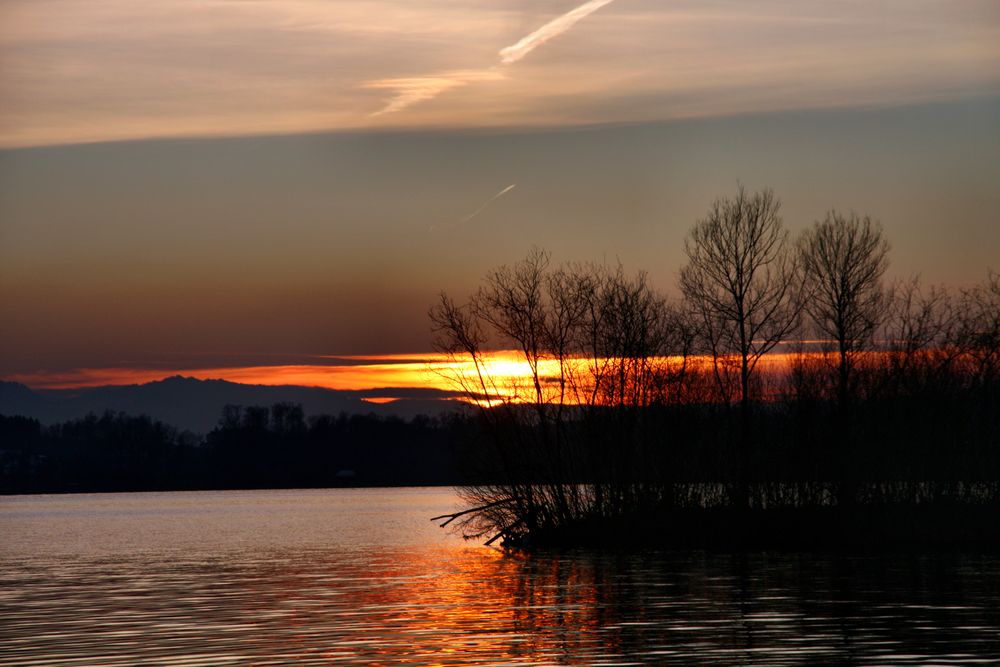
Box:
left=1, top=0, right=999, bottom=384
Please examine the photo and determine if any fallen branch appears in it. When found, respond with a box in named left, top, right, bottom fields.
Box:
left=484, top=516, right=527, bottom=547
left=431, top=497, right=518, bottom=527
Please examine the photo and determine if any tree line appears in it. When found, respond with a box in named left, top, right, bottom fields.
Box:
left=429, top=186, right=1000, bottom=547
left=0, top=407, right=482, bottom=493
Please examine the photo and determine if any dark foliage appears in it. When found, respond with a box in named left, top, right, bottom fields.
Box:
left=429, top=190, right=1000, bottom=548
left=0, top=407, right=481, bottom=493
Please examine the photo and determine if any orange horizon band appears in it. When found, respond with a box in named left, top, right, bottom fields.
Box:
left=6, top=349, right=878, bottom=393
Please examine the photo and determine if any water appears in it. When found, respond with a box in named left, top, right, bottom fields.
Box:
left=2, top=489, right=1000, bottom=665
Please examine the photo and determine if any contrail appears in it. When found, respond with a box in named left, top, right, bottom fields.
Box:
left=431, top=184, right=516, bottom=231
left=499, top=0, right=616, bottom=64
left=461, top=183, right=516, bottom=223
left=370, top=0, right=617, bottom=116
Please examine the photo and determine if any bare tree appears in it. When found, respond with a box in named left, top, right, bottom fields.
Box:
left=679, top=186, right=802, bottom=416
left=679, top=187, right=803, bottom=509
left=799, top=211, right=890, bottom=406
left=429, top=249, right=690, bottom=543
left=955, top=271, right=1000, bottom=388
left=880, top=277, right=956, bottom=396
left=473, top=248, right=551, bottom=407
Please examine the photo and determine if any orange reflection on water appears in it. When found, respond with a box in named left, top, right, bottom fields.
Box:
left=267, top=546, right=617, bottom=664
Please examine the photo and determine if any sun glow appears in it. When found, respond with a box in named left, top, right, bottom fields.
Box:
left=7, top=349, right=838, bottom=405
left=6, top=351, right=572, bottom=393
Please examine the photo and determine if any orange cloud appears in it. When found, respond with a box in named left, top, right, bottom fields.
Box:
left=6, top=352, right=540, bottom=393
left=7, top=349, right=818, bottom=405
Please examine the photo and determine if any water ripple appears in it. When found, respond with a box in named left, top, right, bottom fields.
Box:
left=3, top=489, right=1000, bottom=665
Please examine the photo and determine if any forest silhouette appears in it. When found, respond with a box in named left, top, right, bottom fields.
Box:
left=430, top=186, right=1000, bottom=548
left=0, top=409, right=476, bottom=493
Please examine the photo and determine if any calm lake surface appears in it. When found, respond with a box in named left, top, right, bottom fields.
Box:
left=2, top=488, right=1000, bottom=665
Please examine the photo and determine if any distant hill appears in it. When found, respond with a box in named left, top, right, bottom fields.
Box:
left=0, top=377, right=466, bottom=433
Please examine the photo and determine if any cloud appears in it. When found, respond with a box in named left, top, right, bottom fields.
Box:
left=369, top=0, right=617, bottom=116
left=499, top=0, right=616, bottom=64
left=366, top=73, right=475, bottom=116
left=366, top=69, right=505, bottom=116
left=4, top=0, right=999, bottom=147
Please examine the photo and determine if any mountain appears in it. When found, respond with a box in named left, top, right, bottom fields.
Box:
left=0, top=377, right=465, bottom=433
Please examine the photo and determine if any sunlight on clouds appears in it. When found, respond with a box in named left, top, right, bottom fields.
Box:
left=367, top=70, right=506, bottom=116
left=364, top=0, right=613, bottom=116
left=365, top=0, right=615, bottom=116
left=7, top=352, right=551, bottom=394
left=0, top=0, right=998, bottom=147
left=10, top=350, right=806, bottom=408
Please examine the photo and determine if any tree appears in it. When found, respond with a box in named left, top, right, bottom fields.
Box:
left=799, top=211, right=890, bottom=406
left=880, top=277, right=956, bottom=397
left=679, top=185, right=802, bottom=415
left=429, top=249, right=690, bottom=543
left=679, top=186, right=802, bottom=508
left=955, top=271, right=1000, bottom=389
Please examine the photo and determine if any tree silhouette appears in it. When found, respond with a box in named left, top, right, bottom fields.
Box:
left=429, top=249, right=690, bottom=544
left=956, top=270, right=1000, bottom=389
left=680, top=186, right=803, bottom=414
left=799, top=211, right=890, bottom=407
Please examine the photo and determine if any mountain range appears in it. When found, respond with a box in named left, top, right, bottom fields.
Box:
left=0, top=376, right=465, bottom=433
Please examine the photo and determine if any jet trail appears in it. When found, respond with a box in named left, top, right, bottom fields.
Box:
left=370, top=0, right=617, bottom=115
left=431, top=184, right=516, bottom=232
left=499, top=0, right=616, bottom=64
left=461, top=183, right=516, bottom=224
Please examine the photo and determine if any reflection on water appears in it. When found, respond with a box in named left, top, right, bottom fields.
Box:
left=2, top=489, right=1000, bottom=665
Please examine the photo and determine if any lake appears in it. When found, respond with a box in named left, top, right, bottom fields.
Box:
left=2, top=488, right=999, bottom=665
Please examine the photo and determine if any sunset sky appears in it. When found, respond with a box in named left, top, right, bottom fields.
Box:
left=1, top=0, right=998, bottom=386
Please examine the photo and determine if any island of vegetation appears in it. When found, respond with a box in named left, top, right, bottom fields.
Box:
left=429, top=186, right=1000, bottom=550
